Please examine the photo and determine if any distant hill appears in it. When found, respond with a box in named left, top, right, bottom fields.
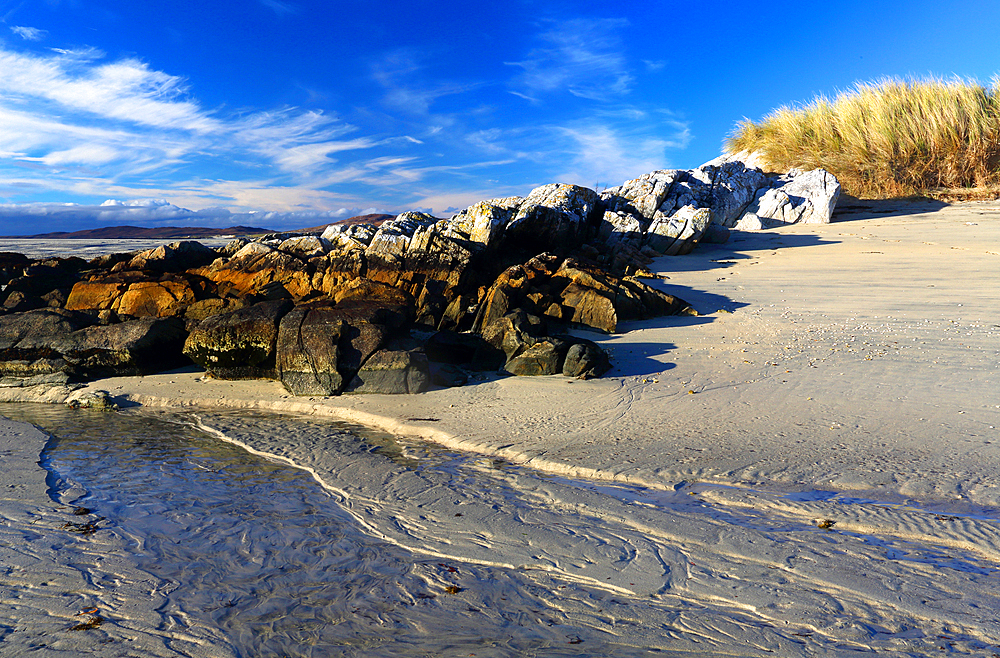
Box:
left=4, top=214, right=400, bottom=240
left=3, top=225, right=274, bottom=240
left=296, top=213, right=395, bottom=233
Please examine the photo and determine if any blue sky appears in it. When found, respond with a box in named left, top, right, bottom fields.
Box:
left=0, top=0, right=998, bottom=234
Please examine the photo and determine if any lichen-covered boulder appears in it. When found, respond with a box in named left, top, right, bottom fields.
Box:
left=183, top=299, right=293, bottom=379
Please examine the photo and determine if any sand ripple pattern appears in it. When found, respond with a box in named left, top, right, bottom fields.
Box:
left=4, top=405, right=1000, bottom=656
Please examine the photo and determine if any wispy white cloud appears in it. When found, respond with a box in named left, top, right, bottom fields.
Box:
left=0, top=42, right=393, bottom=203
left=10, top=26, right=47, bottom=41
left=0, top=48, right=218, bottom=132
left=554, top=113, right=692, bottom=187
left=258, top=0, right=297, bottom=16
left=506, top=18, right=633, bottom=102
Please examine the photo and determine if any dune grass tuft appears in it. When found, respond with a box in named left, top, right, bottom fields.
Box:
left=727, top=77, right=1000, bottom=198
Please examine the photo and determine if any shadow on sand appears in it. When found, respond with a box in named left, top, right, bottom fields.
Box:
left=831, top=197, right=948, bottom=222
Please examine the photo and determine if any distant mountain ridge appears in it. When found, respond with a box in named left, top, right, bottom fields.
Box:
left=3, top=225, right=274, bottom=240
left=2, top=214, right=397, bottom=240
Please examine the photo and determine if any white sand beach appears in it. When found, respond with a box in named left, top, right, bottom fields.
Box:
left=2, top=200, right=1000, bottom=655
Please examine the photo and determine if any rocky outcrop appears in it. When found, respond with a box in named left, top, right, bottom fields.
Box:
left=0, top=155, right=840, bottom=394
left=473, top=255, right=692, bottom=335
left=2, top=257, right=86, bottom=312
left=112, top=240, right=217, bottom=274
left=66, top=274, right=201, bottom=319
left=475, top=309, right=612, bottom=379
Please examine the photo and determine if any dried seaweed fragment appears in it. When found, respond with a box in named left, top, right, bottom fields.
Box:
left=69, top=615, right=104, bottom=631
left=62, top=518, right=103, bottom=536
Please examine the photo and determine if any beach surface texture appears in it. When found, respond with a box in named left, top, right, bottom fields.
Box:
left=2, top=198, right=999, bottom=655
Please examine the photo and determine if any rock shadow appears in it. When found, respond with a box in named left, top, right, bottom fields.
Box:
left=600, top=340, right=680, bottom=378
left=647, top=231, right=838, bottom=278
left=831, top=197, right=948, bottom=222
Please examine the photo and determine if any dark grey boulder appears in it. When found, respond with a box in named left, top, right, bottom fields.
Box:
left=274, top=299, right=413, bottom=396
left=701, top=223, right=731, bottom=244
left=347, top=349, right=431, bottom=394
left=480, top=309, right=548, bottom=360
left=561, top=339, right=612, bottom=379
left=425, top=329, right=504, bottom=371
left=275, top=305, right=348, bottom=396
left=431, top=363, right=468, bottom=387
left=17, top=316, right=188, bottom=378
left=503, top=338, right=571, bottom=376
left=0, top=308, right=95, bottom=350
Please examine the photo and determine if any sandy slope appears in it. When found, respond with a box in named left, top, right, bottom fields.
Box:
left=2, top=199, right=1000, bottom=655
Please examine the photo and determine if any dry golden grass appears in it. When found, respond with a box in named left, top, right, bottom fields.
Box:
left=728, top=77, right=1000, bottom=199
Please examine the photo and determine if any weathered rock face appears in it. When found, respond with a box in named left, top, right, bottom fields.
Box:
left=735, top=168, right=842, bottom=229
left=504, top=183, right=600, bottom=252
left=66, top=273, right=202, bottom=319
left=602, top=170, right=681, bottom=220
left=471, top=309, right=612, bottom=378
left=275, top=304, right=349, bottom=396
left=190, top=242, right=315, bottom=301
left=645, top=206, right=712, bottom=256
left=183, top=300, right=293, bottom=379
left=473, top=255, right=692, bottom=335
left=274, top=298, right=410, bottom=396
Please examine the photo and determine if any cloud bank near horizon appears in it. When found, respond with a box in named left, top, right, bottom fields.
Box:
left=0, top=199, right=389, bottom=236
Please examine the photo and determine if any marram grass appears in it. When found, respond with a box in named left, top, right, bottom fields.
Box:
left=728, top=77, right=1000, bottom=199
